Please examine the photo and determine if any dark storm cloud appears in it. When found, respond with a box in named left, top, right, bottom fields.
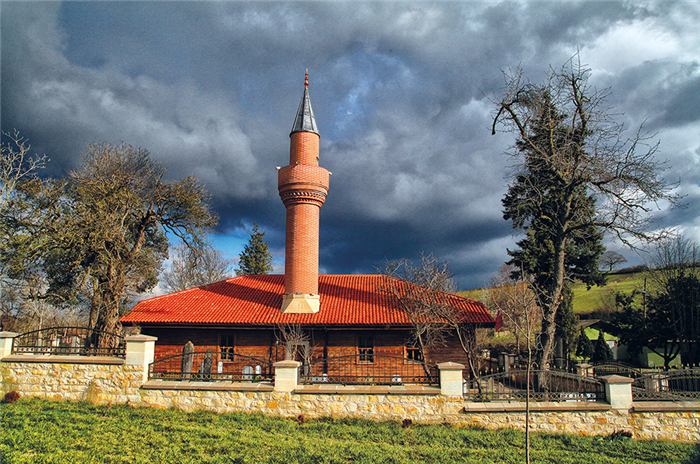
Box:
left=2, top=1, right=699, bottom=289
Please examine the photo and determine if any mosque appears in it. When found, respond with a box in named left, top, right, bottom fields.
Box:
left=121, top=74, right=494, bottom=378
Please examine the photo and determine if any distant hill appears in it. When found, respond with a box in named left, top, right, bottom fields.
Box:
left=572, top=269, right=647, bottom=317
left=458, top=267, right=648, bottom=319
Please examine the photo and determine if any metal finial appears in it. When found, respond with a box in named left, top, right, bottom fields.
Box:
left=305, top=69, right=309, bottom=89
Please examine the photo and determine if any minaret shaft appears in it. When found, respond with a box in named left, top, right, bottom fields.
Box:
left=278, top=75, right=328, bottom=314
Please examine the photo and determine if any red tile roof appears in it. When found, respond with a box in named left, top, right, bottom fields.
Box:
left=121, top=274, right=494, bottom=327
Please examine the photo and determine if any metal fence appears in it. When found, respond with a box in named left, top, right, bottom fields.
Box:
left=11, top=326, right=126, bottom=358
left=464, top=369, right=605, bottom=402
left=148, top=351, right=273, bottom=382
left=299, top=354, right=439, bottom=386
left=632, top=369, right=700, bottom=401
left=592, top=362, right=644, bottom=379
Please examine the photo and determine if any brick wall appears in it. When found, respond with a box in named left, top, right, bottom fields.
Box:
left=143, top=327, right=480, bottom=380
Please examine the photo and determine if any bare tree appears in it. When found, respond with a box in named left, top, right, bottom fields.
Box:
left=646, top=236, right=700, bottom=366
left=0, top=271, right=82, bottom=333
left=0, top=131, right=47, bottom=331
left=600, top=251, right=627, bottom=272
left=380, top=253, right=486, bottom=379
left=275, top=323, right=313, bottom=363
left=162, top=242, right=232, bottom=292
left=483, top=267, right=543, bottom=464
left=0, top=130, right=46, bottom=212
left=479, top=264, right=540, bottom=354
left=647, top=236, right=700, bottom=286
left=492, top=54, right=681, bottom=373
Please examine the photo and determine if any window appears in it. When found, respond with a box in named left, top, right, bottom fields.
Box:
left=358, top=336, right=374, bottom=363
left=220, top=334, right=235, bottom=361
left=405, top=341, right=423, bottom=362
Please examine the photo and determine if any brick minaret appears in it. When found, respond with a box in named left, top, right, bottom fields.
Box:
left=278, top=72, right=329, bottom=313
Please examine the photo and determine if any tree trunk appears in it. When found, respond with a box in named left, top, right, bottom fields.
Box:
left=535, top=231, right=567, bottom=381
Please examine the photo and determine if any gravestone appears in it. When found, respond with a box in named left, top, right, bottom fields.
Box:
left=201, top=350, right=213, bottom=379
left=181, top=341, right=194, bottom=380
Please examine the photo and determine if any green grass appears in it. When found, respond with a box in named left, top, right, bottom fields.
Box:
left=458, top=270, right=647, bottom=318
left=572, top=271, right=646, bottom=316
left=2, top=399, right=698, bottom=464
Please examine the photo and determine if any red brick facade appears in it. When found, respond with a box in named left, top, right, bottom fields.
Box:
left=144, top=326, right=473, bottom=378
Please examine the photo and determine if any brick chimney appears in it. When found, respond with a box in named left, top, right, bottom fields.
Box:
left=278, top=71, right=329, bottom=313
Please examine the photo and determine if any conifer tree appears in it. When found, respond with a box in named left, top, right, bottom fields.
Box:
left=592, top=331, right=614, bottom=363
left=493, top=56, right=679, bottom=373
left=235, top=223, right=273, bottom=276
left=576, top=328, right=594, bottom=360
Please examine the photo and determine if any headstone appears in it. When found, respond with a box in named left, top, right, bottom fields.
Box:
left=181, top=341, right=194, bottom=380
left=201, top=350, right=213, bottom=379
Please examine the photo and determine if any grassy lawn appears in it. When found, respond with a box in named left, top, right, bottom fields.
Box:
left=2, top=399, right=698, bottom=464
left=572, top=271, right=646, bottom=317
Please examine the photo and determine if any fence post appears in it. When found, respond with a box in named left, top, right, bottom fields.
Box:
left=0, top=332, right=18, bottom=359
left=437, top=362, right=464, bottom=397
left=576, top=363, right=593, bottom=377
left=601, top=375, right=634, bottom=410
left=273, top=360, right=300, bottom=392
left=125, top=335, right=158, bottom=381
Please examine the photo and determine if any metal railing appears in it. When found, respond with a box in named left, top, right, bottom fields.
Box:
left=148, top=351, right=273, bottom=382
left=632, top=369, right=700, bottom=401
left=299, top=354, right=439, bottom=386
left=592, top=362, right=644, bottom=379
left=464, top=369, right=605, bottom=402
left=11, top=326, right=126, bottom=358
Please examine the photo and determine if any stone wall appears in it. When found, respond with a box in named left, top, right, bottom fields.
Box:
left=1, top=357, right=145, bottom=404
left=1, top=357, right=699, bottom=443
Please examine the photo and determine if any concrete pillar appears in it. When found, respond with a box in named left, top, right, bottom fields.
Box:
left=274, top=360, right=301, bottom=392
left=125, top=335, right=157, bottom=381
left=438, top=362, right=465, bottom=397
left=0, top=332, right=18, bottom=359
left=601, top=375, right=634, bottom=410
left=576, top=363, right=593, bottom=377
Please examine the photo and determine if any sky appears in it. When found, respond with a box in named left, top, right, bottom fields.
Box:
left=1, top=1, right=699, bottom=291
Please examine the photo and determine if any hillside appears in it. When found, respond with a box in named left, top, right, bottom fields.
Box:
left=459, top=268, right=647, bottom=319
left=572, top=269, right=646, bottom=317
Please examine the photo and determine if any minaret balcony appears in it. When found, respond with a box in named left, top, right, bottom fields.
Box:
left=278, top=165, right=329, bottom=207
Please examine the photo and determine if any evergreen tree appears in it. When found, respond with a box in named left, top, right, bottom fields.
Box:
left=592, top=331, right=614, bottom=363
left=501, top=91, right=605, bottom=372
left=494, top=56, right=679, bottom=373
left=575, top=328, right=594, bottom=359
left=235, top=223, right=273, bottom=276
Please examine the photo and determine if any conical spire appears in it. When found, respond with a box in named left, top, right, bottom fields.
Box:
left=290, top=70, right=319, bottom=136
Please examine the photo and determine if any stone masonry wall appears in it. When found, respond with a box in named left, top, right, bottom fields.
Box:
left=2, top=359, right=699, bottom=443
left=1, top=360, right=145, bottom=404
